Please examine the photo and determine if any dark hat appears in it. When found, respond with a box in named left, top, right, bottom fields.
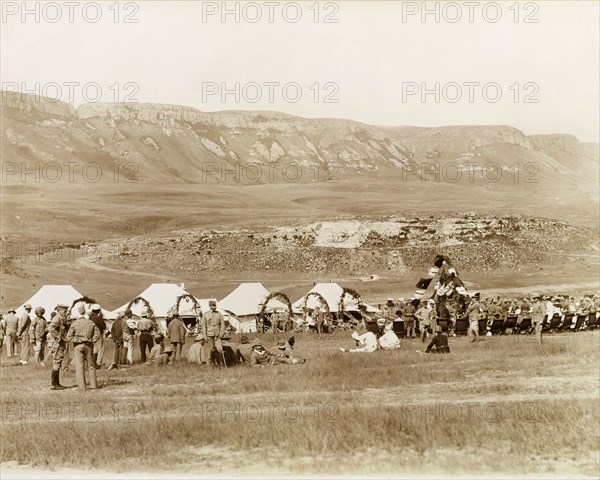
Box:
left=56, top=304, right=68, bottom=310
left=208, top=300, right=217, bottom=306
left=240, top=335, right=249, bottom=343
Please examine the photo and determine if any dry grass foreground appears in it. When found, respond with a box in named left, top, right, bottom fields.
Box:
left=1, top=331, right=599, bottom=478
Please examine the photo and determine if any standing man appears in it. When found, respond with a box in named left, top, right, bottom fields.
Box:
left=48, top=304, right=69, bottom=390
left=89, top=304, right=107, bottom=368
left=416, top=301, right=434, bottom=343
left=30, top=307, right=48, bottom=365
left=201, top=300, right=225, bottom=366
left=108, top=313, right=125, bottom=370
left=137, top=308, right=157, bottom=363
left=17, top=304, right=32, bottom=365
left=466, top=292, right=481, bottom=343
left=67, top=307, right=100, bottom=390
left=531, top=294, right=546, bottom=345
left=167, top=312, right=186, bottom=362
left=313, top=306, right=325, bottom=334
left=403, top=301, right=416, bottom=339
left=4, top=310, right=18, bottom=358
left=122, top=311, right=136, bottom=365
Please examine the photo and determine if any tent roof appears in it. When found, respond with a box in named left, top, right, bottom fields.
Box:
left=292, top=283, right=381, bottom=313
left=110, top=283, right=201, bottom=318
left=218, top=283, right=287, bottom=317
left=14, top=285, right=96, bottom=318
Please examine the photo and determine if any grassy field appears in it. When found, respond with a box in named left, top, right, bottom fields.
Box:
left=1, top=330, right=598, bottom=478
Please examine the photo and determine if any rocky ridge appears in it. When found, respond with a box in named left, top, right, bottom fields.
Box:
left=74, top=213, right=597, bottom=276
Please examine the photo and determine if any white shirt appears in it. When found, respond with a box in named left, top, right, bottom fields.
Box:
left=379, top=330, right=400, bottom=350
left=351, top=332, right=378, bottom=352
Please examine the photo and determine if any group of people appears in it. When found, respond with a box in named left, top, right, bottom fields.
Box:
left=188, top=333, right=305, bottom=367
left=339, top=323, right=449, bottom=354
left=1, top=290, right=597, bottom=386
left=378, top=292, right=600, bottom=342
left=107, top=299, right=227, bottom=369
left=0, top=298, right=308, bottom=391
left=0, top=303, right=105, bottom=390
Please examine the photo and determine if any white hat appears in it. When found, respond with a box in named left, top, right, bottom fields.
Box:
left=398, top=297, right=405, bottom=302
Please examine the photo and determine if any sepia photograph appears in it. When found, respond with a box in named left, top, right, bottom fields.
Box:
left=0, top=0, right=599, bottom=478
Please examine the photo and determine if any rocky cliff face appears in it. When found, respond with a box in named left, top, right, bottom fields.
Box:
left=1, top=92, right=598, bottom=189
left=2, top=91, right=75, bottom=117
left=529, top=134, right=581, bottom=153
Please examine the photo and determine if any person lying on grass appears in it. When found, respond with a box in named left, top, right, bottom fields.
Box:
left=268, top=336, right=306, bottom=364
left=339, top=331, right=378, bottom=353
left=419, top=326, right=450, bottom=354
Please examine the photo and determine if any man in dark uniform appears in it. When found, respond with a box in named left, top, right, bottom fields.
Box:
left=108, top=313, right=125, bottom=370
left=89, top=304, right=106, bottom=368
left=137, top=308, right=157, bottom=363
left=423, top=326, right=450, bottom=354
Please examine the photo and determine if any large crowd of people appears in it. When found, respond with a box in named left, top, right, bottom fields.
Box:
left=0, top=291, right=598, bottom=391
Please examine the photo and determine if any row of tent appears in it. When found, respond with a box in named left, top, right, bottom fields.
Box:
left=12, top=282, right=381, bottom=333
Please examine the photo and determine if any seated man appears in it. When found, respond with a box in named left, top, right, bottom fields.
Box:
left=250, top=339, right=272, bottom=367
left=268, top=336, right=306, bottom=364
left=422, top=326, right=450, bottom=354
left=147, top=335, right=165, bottom=365
left=156, top=345, right=174, bottom=366
left=339, top=331, right=378, bottom=353
left=231, top=335, right=254, bottom=365
left=187, top=333, right=211, bottom=364
left=378, top=323, right=400, bottom=350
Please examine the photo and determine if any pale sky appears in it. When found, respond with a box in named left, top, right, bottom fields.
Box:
left=1, top=0, right=599, bottom=142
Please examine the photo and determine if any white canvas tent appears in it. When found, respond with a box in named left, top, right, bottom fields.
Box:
left=14, top=285, right=111, bottom=319
left=218, top=283, right=287, bottom=333
left=110, top=283, right=200, bottom=319
left=292, top=282, right=381, bottom=317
